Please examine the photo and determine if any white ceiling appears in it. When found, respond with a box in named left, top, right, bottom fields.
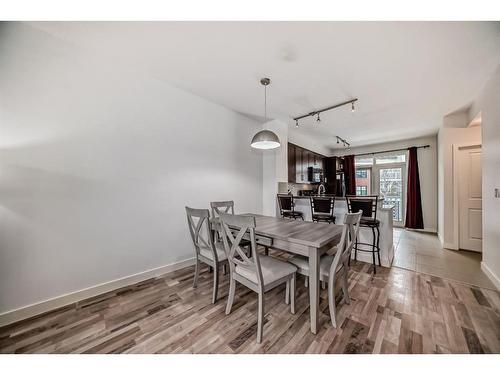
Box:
left=28, top=22, right=500, bottom=151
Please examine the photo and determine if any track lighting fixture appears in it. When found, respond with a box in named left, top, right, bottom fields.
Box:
left=335, top=136, right=351, bottom=150
left=293, top=98, right=358, bottom=125
left=295, top=119, right=299, bottom=128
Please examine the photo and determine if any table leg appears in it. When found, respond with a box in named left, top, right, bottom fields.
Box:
left=308, top=247, right=320, bottom=334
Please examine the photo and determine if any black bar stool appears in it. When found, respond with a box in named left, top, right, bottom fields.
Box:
left=310, top=196, right=336, bottom=224
left=277, top=194, right=304, bottom=220
left=345, top=195, right=381, bottom=273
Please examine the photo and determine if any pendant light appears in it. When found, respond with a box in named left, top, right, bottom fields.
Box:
left=250, top=78, right=281, bottom=150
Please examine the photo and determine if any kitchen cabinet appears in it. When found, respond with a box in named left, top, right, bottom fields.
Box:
left=288, top=143, right=296, bottom=183
left=288, top=143, right=326, bottom=184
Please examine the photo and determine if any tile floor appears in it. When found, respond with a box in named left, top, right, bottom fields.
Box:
left=392, top=228, right=496, bottom=289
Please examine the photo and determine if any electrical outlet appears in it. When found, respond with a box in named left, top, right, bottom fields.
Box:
left=495, top=188, right=500, bottom=198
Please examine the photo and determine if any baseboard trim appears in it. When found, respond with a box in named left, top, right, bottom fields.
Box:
left=442, top=241, right=458, bottom=250
left=481, top=262, right=500, bottom=290
left=0, top=257, right=196, bottom=328
left=437, top=232, right=444, bottom=246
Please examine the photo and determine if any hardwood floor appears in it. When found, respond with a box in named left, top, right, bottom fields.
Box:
left=1, top=253, right=499, bottom=354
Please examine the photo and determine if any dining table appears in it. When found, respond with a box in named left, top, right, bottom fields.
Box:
left=240, top=213, right=343, bottom=334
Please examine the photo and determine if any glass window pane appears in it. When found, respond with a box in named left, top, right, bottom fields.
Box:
left=379, top=167, right=403, bottom=221
left=355, top=156, right=373, bottom=166
left=375, top=154, right=406, bottom=164
left=355, top=168, right=371, bottom=195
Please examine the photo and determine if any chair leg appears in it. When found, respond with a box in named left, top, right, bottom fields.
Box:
left=341, top=268, right=350, bottom=305
left=376, top=226, right=381, bottom=266
left=321, top=281, right=327, bottom=290
left=212, top=264, right=219, bottom=304
left=264, top=247, right=269, bottom=256
left=304, top=275, right=309, bottom=288
left=226, top=277, right=236, bottom=315
left=354, top=237, right=358, bottom=261
left=328, top=277, right=337, bottom=328
left=285, top=281, right=290, bottom=305
left=371, top=227, right=377, bottom=274
left=290, top=274, right=296, bottom=314
left=208, top=266, right=213, bottom=273
left=193, top=259, right=200, bottom=288
left=222, top=263, right=227, bottom=275
left=257, top=292, right=265, bottom=344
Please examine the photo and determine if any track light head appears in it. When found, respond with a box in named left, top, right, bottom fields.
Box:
left=351, top=102, right=355, bottom=113
left=295, top=119, right=299, bottom=128
left=316, top=113, right=321, bottom=123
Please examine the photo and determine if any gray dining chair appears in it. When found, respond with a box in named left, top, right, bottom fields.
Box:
left=219, top=213, right=297, bottom=343
left=186, top=206, right=228, bottom=304
left=287, top=211, right=362, bottom=327
left=210, top=200, right=254, bottom=253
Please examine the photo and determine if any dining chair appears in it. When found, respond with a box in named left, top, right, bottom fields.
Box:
left=186, top=206, right=228, bottom=304
left=219, top=213, right=297, bottom=343
left=310, top=195, right=336, bottom=224
left=277, top=194, right=304, bottom=220
left=210, top=200, right=254, bottom=253
left=287, top=211, right=362, bottom=327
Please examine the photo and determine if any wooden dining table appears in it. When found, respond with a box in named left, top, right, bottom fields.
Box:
left=241, top=213, right=343, bottom=334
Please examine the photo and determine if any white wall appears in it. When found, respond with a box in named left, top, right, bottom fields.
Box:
left=262, top=120, right=288, bottom=217
left=468, top=65, right=500, bottom=288
left=0, top=23, right=263, bottom=315
left=333, top=136, right=438, bottom=233
left=437, top=120, right=481, bottom=248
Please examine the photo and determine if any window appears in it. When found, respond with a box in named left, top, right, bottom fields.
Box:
left=356, top=186, right=368, bottom=196
left=355, top=168, right=371, bottom=195
left=375, top=154, right=406, bottom=164
left=355, top=156, right=373, bottom=167
left=354, top=151, right=407, bottom=224
left=356, top=170, right=367, bottom=178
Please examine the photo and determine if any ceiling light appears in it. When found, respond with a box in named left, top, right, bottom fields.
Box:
left=295, top=119, right=299, bottom=128
left=251, top=78, right=280, bottom=150
left=351, top=102, right=355, bottom=112
left=316, top=113, right=321, bottom=123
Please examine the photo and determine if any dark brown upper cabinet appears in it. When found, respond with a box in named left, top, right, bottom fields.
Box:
left=287, top=143, right=326, bottom=184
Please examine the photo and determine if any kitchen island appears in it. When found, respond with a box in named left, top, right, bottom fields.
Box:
left=291, top=195, right=394, bottom=267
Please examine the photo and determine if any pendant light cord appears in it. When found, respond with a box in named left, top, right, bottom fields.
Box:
left=264, top=84, right=267, bottom=120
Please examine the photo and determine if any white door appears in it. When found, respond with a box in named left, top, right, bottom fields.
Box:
left=457, top=145, right=482, bottom=252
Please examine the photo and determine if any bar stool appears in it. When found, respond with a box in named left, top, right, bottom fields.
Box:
left=277, top=194, right=304, bottom=220
left=345, top=195, right=381, bottom=273
left=310, top=195, right=336, bottom=224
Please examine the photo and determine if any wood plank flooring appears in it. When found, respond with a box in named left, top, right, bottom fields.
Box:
left=1, top=254, right=499, bottom=354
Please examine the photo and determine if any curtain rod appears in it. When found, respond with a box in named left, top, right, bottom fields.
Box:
left=349, top=144, right=430, bottom=157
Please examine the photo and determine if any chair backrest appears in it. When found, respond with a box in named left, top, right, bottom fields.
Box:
left=219, top=213, right=263, bottom=289
left=185, top=206, right=219, bottom=261
left=277, top=194, right=294, bottom=213
left=345, top=195, right=378, bottom=221
left=210, top=201, right=235, bottom=219
left=329, top=211, right=362, bottom=277
left=310, top=196, right=335, bottom=215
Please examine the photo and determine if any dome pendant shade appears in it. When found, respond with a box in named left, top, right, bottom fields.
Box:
left=251, top=130, right=280, bottom=149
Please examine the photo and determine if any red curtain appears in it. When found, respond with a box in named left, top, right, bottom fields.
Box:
left=405, top=147, right=424, bottom=229
left=344, top=155, right=356, bottom=195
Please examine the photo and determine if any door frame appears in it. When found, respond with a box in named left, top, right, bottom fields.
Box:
left=452, top=142, right=482, bottom=251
